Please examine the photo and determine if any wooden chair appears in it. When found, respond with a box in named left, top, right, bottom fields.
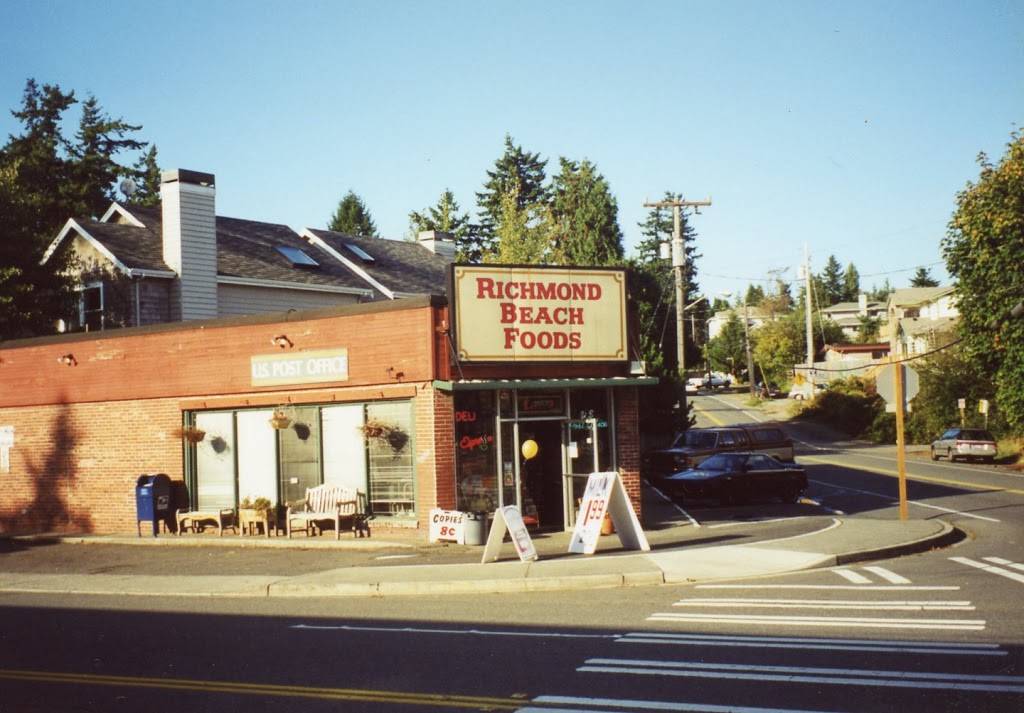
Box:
left=286, top=484, right=370, bottom=539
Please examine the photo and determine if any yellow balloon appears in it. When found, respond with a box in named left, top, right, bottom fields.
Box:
left=521, top=439, right=539, bottom=460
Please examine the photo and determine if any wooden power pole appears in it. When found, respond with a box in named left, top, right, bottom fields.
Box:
left=643, top=197, right=711, bottom=420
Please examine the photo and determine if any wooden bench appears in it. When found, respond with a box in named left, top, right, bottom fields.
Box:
left=286, top=485, right=370, bottom=539
left=175, top=508, right=236, bottom=536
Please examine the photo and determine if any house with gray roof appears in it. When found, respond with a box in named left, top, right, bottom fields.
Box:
left=884, top=286, right=959, bottom=356
left=820, top=294, right=887, bottom=340
left=41, top=169, right=452, bottom=332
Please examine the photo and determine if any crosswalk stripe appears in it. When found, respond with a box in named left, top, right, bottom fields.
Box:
left=952, top=556, right=1024, bottom=584
left=862, top=566, right=911, bottom=584
left=832, top=568, right=872, bottom=584
left=671, top=598, right=973, bottom=611
left=983, top=556, right=1024, bottom=572
left=616, top=632, right=1005, bottom=656
left=647, top=613, right=985, bottom=630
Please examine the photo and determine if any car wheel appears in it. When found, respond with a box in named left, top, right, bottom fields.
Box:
left=947, top=448, right=956, bottom=463
left=784, top=488, right=802, bottom=504
left=930, top=447, right=938, bottom=461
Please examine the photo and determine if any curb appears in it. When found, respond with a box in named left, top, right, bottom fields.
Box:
left=834, top=521, right=965, bottom=566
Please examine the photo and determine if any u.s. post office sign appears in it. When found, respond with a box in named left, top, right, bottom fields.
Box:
left=251, top=348, right=349, bottom=387
left=452, top=265, right=627, bottom=362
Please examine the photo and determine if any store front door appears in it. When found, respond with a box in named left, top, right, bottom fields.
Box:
left=518, top=422, right=565, bottom=531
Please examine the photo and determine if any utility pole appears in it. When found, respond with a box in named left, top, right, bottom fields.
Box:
left=743, top=298, right=755, bottom=396
left=644, top=197, right=712, bottom=422
left=803, top=244, right=815, bottom=389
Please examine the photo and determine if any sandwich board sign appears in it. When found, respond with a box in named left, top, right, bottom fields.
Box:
left=481, top=505, right=538, bottom=563
left=428, top=509, right=466, bottom=544
left=569, top=471, right=650, bottom=555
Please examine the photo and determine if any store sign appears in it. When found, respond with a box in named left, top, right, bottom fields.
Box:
left=452, top=265, right=627, bottom=362
left=481, top=506, right=538, bottom=563
left=251, top=349, right=349, bottom=387
left=569, top=471, right=650, bottom=555
left=428, top=508, right=466, bottom=544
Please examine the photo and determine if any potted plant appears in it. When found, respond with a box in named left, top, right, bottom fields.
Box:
left=359, top=419, right=409, bottom=452
left=238, top=496, right=276, bottom=536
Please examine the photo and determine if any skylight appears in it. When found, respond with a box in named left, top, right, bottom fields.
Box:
left=276, top=245, right=320, bottom=268
left=344, top=243, right=375, bottom=263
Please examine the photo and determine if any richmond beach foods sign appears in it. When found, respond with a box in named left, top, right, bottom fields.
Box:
left=452, top=266, right=627, bottom=362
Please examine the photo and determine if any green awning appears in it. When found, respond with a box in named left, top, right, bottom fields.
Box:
left=432, top=376, right=659, bottom=392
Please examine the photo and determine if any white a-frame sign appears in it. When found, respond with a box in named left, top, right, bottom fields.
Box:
left=569, top=471, right=650, bottom=555
left=481, top=505, right=539, bottom=564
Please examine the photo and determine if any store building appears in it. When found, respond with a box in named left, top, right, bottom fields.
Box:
left=0, top=262, right=654, bottom=537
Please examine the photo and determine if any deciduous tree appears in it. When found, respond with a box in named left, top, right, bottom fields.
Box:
left=549, top=157, right=624, bottom=266
left=943, top=130, right=1024, bottom=431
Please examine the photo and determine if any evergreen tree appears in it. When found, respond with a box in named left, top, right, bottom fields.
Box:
left=409, top=189, right=470, bottom=239
left=910, top=266, right=939, bottom=287
left=868, top=279, right=894, bottom=302
left=475, top=134, right=548, bottom=258
left=744, top=284, right=766, bottom=306
left=487, top=180, right=552, bottom=264
left=327, top=190, right=378, bottom=236
left=817, top=254, right=845, bottom=306
left=0, top=79, right=152, bottom=339
left=549, top=157, right=623, bottom=266
left=706, top=313, right=748, bottom=379
left=842, top=262, right=861, bottom=302
left=636, top=191, right=701, bottom=298
left=124, top=145, right=161, bottom=207
left=761, top=278, right=794, bottom=316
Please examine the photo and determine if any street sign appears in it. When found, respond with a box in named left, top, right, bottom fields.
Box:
left=876, top=363, right=919, bottom=404
left=957, top=398, right=966, bottom=409
left=979, top=399, right=990, bottom=414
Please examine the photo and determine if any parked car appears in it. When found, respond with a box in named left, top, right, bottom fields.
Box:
left=757, top=382, right=783, bottom=399
left=930, top=428, right=997, bottom=463
left=686, top=373, right=730, bottom=392
left=788, top=382, right=827, bottom=400
left=657, top=452, right=807, bottom=505
left=643, top=424, right=795, bottom=478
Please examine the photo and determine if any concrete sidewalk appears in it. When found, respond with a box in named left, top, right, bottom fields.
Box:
left=0, top=516, right=959, bottom=599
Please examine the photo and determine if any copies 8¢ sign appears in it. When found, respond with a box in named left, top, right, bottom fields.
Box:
left=428, top=509, right=466, bottom=544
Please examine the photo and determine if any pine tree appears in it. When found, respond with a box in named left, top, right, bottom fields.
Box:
left=842, top=262, right=861, bottom=301
left=910, top=266, right=939, bottom=287
left=744, top=284, right=766, bottom=306
left=475, top=134, right=548, bottom=258
left=125, top=145, right=161, bottom=207
left=328, top=191, right=378, bottom=236
left=818, top=255, right=845, bottom=306
left=549, top=158, right=623, bottom=266
left=70, top=95, right=144, bottom=216
left=409, top=189, right=471, bottom=255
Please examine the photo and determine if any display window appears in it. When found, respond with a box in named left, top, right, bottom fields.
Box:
left=454, top=391, right=498, bottom=513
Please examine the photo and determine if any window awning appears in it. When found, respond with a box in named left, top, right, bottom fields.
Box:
left=433, top=376, right=659, bottom=392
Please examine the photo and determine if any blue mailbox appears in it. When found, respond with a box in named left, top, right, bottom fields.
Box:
left=136, top=473, right=172, bottom=536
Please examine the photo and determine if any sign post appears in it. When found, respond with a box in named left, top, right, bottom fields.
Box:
left=979, top=399, right=990, bottom=428
left=958, top=398, right=966, bottom=427
left=877, top=362, right=919, bottom=521
left=568, top=471, right=650, bottom=555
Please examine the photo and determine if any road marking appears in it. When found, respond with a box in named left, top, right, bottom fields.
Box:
left=528, top=695, right=844, bottom=713
left=646, top=613, right=985, bottom=630
left=0, top=669, right=522, bottom=709
left=615, top=632, right=1006, bottom=656
left=832, top=568, right=872, bottom=584
left=670, top=598, right=973, bottom=611
left=806, top=477, right=1001, bottom=523
left=577, top=658, right=1024, bottom=693
left=862, top=566, right=911, bottom=584
left=529, top=695, right=844, bottom=713
left=951, top=556, right=1024, bottom=585
left=696, top=584, right=959, bottom=591
left=291, top=623, right=618, bottom=640
left=983, top=556, right=1024, bottom=572
left=801, top=455, right=1024, bottom=497
left=839, top=448, right=1024, bottom=479
left=645, top=480, right=701, bottom=527
left=705, top=516, right=812, bottom=529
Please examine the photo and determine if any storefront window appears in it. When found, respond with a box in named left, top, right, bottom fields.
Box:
left=194, top=411, right=236, bottom=509
left=454, top=391, right=498, bottom=513
left=279, top=406, right=321, bottom=504
left=366, top=401, right=415, bottom=517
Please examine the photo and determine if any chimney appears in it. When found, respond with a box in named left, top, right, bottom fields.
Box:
left=161, top=169, right=218, bottom=321
left=858, top=293, right=868, bottom=317
left=417, top=230, right=457, bottom=262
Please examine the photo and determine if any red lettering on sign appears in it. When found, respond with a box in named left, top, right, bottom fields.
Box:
left=455, top=410, right=477, bottom=422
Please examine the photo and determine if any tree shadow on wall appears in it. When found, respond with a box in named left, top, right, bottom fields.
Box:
left=0, top=400, right=93, bottom=536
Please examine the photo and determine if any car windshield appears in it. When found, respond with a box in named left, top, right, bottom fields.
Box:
left=675, top=431, right=718, bottom=449
left=698, top=453, right=742, bottom=470
left=958, top=430, right=995, bottom=441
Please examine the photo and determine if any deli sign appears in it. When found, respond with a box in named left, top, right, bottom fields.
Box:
left=452, top=266, right=627, bottom=362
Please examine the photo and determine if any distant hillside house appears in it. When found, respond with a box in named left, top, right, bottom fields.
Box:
left=821, top=294, right=887, bottom=340
left=41, top=169, right=452, bottom=333
left=706, top=305, right=779, bottom=340
left=884, top=286, right=959, bottom=357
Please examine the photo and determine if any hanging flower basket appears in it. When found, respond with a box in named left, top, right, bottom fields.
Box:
left=359, top=419, right=408, bottom=451
left=269, top=408, right=292, bottom=430
left=176, top=425, right=207, bottom=443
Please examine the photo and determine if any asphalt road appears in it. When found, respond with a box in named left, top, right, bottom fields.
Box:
left=1, top=395, right=1022, bottom=712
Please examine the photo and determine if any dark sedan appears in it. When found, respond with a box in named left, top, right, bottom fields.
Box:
left=657, top=452, right=807, bottom=505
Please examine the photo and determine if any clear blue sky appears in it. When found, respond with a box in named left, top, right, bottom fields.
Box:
left=3, top=1, right=1021, bottom=301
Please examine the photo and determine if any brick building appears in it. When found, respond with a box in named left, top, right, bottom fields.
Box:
left=0, top=266, right=653, bottom=537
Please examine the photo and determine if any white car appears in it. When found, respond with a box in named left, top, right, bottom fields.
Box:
left=788, top=382, right=827, bottom=400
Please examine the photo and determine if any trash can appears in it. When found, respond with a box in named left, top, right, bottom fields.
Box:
left=136, top=473, right=172, bottom=537
left=464, top=511, right=489, bottom=546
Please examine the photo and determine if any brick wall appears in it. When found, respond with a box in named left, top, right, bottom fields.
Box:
left=614, top=386, right=642, bottom=519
